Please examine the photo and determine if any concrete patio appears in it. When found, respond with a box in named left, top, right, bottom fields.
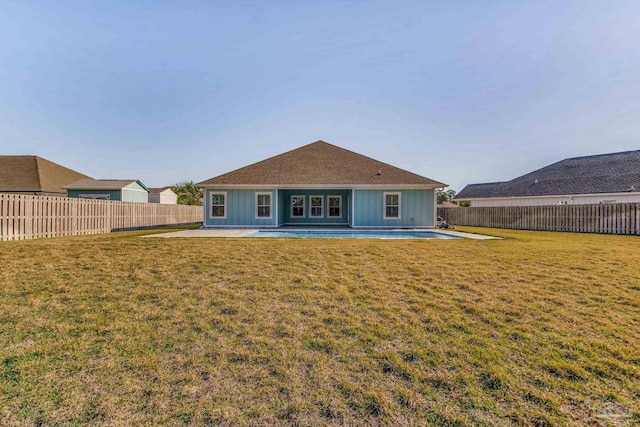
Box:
left=143, top=227, right=499, bottom=239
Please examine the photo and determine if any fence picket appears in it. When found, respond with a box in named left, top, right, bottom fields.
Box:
left=0, top=193, right=203, bottom=241
left=438, top=202, right=640, bottom=236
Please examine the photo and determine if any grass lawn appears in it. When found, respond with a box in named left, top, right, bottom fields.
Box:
left=1, top=227, right=639, bottom=426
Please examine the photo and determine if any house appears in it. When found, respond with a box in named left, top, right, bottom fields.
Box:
left=148, top=187, right=178, bottom=204
left=0, top=155, right=91, bottom=196
left=455, top=149, right=640, bottom=207
left=196, top=140, right=446, bottom=228
left=64, top=179, right=149, bottom=202
left=437, top=201, right=459, bottom=208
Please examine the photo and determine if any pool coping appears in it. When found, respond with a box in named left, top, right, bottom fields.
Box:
left=144, top=228, right=500, bottom=240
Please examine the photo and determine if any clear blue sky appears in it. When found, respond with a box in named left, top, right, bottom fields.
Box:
left=1, top=1, right=639, bottom=192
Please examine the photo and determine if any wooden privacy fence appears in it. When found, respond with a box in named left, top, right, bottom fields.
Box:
left=438, top=203, right=640, bottom=235
left=0, top=193, right=203, bottom=241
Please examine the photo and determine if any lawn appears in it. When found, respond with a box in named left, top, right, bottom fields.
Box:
left=1, top=227, right=639, bottom=426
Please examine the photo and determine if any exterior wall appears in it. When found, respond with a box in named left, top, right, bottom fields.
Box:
left=122, top=182, right=149, bottom=203
left=278, top=190, right=286, bottom=226
left=149, top=191, right=178, bottom=204
left=353, top=189, right=435, bottom=228
left=204, top=189, right=277, bottom=227
left=67, top=190, right=122, bottom=201
left=461, top=193, right=640, bottom=207
left=280, top=190, right=350, bottom=225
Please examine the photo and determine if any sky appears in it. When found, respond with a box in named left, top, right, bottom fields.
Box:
left=1, top=1, right=639, bottom=192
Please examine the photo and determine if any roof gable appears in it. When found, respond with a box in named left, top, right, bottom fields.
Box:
left=456, top=150, right=640, bottom=199
left=0, top=156, right=91, bottom=193
left=197, top=141, right=445, bottom=187
left=148, top=187, right=176, bottom=195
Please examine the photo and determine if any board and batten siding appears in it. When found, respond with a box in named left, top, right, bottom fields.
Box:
left=121, top=182, right=149, bottom=203
left=353, top=189, right=435, bottom=228
left=67, top=182, right=149, bottom=203
left=279, top=190, right=350, bottom=225
left=204, top=189, right=277, bottom=227
left=67, top=190, right=122, bottom=201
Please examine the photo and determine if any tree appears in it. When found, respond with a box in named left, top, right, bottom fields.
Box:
left=437, top=189, right=457, bottom=204
left=172, top=181, right=204, bottom=205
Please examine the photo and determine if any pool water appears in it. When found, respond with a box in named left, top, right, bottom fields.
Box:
left=246, top=230, right=460, bottom=239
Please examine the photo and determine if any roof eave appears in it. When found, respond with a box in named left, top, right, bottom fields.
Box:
left=198, top=183, right=446, bottom=190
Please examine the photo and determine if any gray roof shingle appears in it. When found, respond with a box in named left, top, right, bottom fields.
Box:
left=456, top=150, right=640, bottom=199
left=0, top=156, right=91, bottom=194
left=197, top=140, right=446, bottom=187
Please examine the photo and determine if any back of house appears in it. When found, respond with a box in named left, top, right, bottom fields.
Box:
left=196, top=140, right=446, bottom=228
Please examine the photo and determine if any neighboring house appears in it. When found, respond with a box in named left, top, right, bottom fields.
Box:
left=196, top=140, right=446, bottom=228
left=0, top=155, right=91, bottom=196
left=64, top=179, right=149, bottom=202
left=455, top=150, right=640, bottom=207
left=437, top=201, right=459, bottom=208
left=148, top=187, right=178, bottom=204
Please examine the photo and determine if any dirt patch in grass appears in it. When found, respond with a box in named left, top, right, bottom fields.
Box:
left=0, top=227, right=639, bottom=425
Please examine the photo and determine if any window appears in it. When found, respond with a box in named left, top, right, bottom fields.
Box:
left=255, top=192, right=272, bottom=219
left=310, top=196, right=323, bottom=218
left=384, top=192, right=401, bottom=219
left=210, top=192, right=227, bottom=218
left=291, top=195, right=305, bottom=217
left=79, top=194, right=110, bottom=200
left=328, top=195, right=341, bottom=218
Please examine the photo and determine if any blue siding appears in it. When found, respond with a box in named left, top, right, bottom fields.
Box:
left=205, top=189, right=277, bottom=227
left=353, top=189, right=435, bottom=228
left=67, top=190, right=122, bottom=200
left=278, top=190, right=286, bottom=226
left=280, top=190, right=350, bottom=225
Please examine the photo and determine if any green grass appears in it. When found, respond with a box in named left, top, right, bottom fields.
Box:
left=0, top=227, right=639, bottom=425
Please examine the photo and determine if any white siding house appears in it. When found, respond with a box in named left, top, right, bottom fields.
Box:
left=148, top=187, right=178, bottom=204
left=455, top=150, right=640, bottom=207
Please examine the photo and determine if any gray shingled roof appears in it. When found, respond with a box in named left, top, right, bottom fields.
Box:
left=63, top=179, right=149, bottom=191
left=0, top=156, right=91, bottom=194
left=148, top=187, right=175, bottom=194
left=197, top=140, right=446, bottom=187
left=456, top=150, right=640, bottom=199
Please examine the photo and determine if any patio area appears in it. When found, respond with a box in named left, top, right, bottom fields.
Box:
left=143, top=227, right=498, bottom=239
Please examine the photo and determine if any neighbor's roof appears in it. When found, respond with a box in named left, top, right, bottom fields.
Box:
left=0, top=155, right=91, bottom=194
left=437, top=201, right=459, bottom=208
left=64, top=179, right=149, bottom=192
left=197, top=140, right=446, bottom=187
left=456, top=150, right=640, bottom=199
left=148, top=186, right=176, bottom=194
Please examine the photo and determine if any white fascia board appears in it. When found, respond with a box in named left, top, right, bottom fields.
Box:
left=455, top=191, right=640, bottom=201
left=201, top=184, right=443, bottom=190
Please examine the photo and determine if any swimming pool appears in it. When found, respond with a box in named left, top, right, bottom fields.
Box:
left=246, top=230, right=460, bottom=239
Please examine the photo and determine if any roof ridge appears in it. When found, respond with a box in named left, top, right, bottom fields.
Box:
left=563, top=149, right=640, bottom=161
left=33, top=156, right=43, bottom=192
left=466, top=181, right=507, bottom=186
left=197, top=140, right=445, bottom=187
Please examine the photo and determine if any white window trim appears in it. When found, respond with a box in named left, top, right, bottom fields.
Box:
left=383, top=192, right=401, bottom=220
left=210, top=191, right=227, bottom=219
left=309, top=195, right=324, bottom=218
left=291, top=195, right=305, bottom=218
left=328, top=195, right=342, bottom=218
left=78, top=194, right=111, bottom=200
left=255, top=192, right=273, bottom=219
